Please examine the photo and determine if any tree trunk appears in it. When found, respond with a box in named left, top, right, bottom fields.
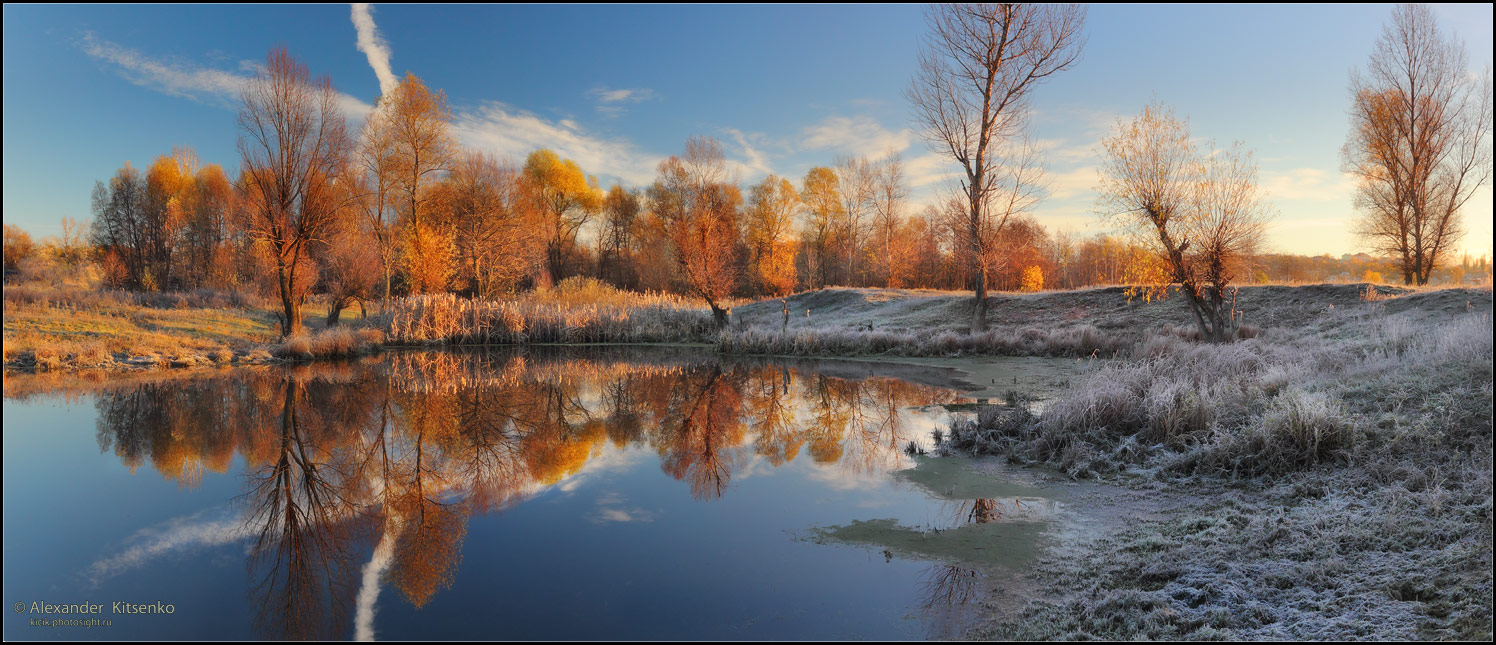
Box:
left=709, top=302, right=730, bottom=329
left=971, top=268, right=988, bottom=334
left=326, top=297, right=348, bottom=326
left=276, top=260, right=302, bottom=337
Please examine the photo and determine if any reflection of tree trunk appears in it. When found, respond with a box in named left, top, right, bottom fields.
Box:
left=247, top=377, right=357, bottom=640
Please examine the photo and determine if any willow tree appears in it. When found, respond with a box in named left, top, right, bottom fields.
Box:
left=237, top=47, right=355, bottom=336
left=524, top=149, right=601, bottom=282
left=907, top=3, right=1086, bottom=332
left=648, top=136, right=741, bottom=327
left=1098, top=103, right=1273, bottom=343
left=1343, top=4, right=1492, bottom=285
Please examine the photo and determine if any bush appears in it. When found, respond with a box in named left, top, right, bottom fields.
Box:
left=276, top=326, right=384, bottom=360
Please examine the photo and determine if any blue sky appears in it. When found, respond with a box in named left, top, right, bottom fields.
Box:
left=3, top=4, right=1491, bottom=258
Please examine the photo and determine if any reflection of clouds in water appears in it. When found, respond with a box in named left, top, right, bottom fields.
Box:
left=593, top=507, right=657, bottom=523
left=555, top=443, right=652, bottom=494
left=731, top=451, right=776, bottom=482
left=590, top=493, right=659, bottom=524
left=85, top=507, right=254, bottom=587
left=806, top=460, right=892, bottom=492
left=353, top=526, right=398, bottom=642
left=901, top=409, right=955, bottom=451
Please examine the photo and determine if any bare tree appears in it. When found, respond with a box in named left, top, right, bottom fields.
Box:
left=356, top=98, right=400, bottom=301
left=834, top=154, right=875, bottom=285
left=870, top=152, right=908, bottom=286
left=89, top=163, right=149, bottom=289
left=599, top=184, right=642, bottom=288
left=907, top=3, right=1085, bottom=332
left=441, top=152, right=541, bottom=297
left=237, top=47, right=355, bottom=336
left=1098, top=103, right=1273, bottom=343
left=1343, top=4, right=1492, bottom=285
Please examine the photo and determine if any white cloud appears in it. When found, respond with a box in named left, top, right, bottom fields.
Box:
left=1045, top=165, right=1101, bottom=201
left=351, top=3, right=398, bottom=98
left=1033, top=137, right=1098, bottom=165
left=79, top=32, right=248, bottom=105
left=78, top=33, right=375, bottom=122
left=1260, top=167, right=1355, bottom=202
left=903, top=151, right=960, bottom=189
left=801, top=115, right=913, bottom=159
left=587, top=86, right=658, bottom=117
left=354, top=525, right=398, bottom=642
left=589, top=87, right=656, bottom=104
left=724, top=128, right=776, bottom=181
left=452, top=102, right=663, bottom=186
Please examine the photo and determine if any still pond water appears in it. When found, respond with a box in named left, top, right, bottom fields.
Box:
left=2, top=347, right=1073, bottom=640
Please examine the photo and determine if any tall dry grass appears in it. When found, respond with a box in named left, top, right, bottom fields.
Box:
left=274, top=327, right=385, bottom=360
left=384, top=290, right=715, bottom=345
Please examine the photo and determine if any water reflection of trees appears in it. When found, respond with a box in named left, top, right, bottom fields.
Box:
left=89, top=350, right=958, bottom=638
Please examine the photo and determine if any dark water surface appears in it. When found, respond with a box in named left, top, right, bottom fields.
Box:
left=3, top=348, right=1064, bottom=640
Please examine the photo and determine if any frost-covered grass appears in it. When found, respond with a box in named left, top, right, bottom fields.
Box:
left=717, top=323, right=1130, bottom=358
left=946, top=290, right=1493, bottom=639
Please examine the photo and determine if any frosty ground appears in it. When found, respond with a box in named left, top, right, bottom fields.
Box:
left=777, top=284, right=1495, bottom=640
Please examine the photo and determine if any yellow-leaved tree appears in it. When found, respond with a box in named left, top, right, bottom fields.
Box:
left=524, top=149, right=601, bottom=283
left=746, top=174, right=800, bottom=296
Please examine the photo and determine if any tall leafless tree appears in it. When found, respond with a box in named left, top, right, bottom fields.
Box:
left=907, top=3, right=1085, bottom=332
left=237, top=47, right=355, bottom=336
left=1343, top=4, right=1493, bottom=285
left=833, top=154, right=875, bottom=285
left=870, top=152, right=909, bottom=287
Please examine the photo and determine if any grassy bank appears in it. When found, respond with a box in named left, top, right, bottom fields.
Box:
left=3, top=282, right=383, bottom=370
left=721, top=284, right=1435, bottom=358
left=938, top=287, right=1493, bottom=639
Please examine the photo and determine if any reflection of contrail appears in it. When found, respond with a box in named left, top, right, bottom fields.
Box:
left=85, top=508, right=255, bottom=587
left=351, top=3, right=397, bottom=97
left=354, top=522, right=399, bottom=642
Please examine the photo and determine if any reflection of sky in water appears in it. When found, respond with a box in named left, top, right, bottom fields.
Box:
left=2, top=349, right=1060, bottom=640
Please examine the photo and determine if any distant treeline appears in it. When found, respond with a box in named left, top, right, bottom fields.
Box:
left=1, top=53, right=1489, bottom=328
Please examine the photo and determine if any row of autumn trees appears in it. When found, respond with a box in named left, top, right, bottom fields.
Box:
left=73, top=4, right=1488, bottom=342
left=82, top=46, right=1166, bottom=335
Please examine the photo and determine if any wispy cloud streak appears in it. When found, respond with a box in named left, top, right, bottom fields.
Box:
left=78, top=33, right=374, bottom=121
left=351, top=4, right=398, bottom=98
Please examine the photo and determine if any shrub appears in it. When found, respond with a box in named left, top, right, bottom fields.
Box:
left=1258, top=389, right=1352, bottom=467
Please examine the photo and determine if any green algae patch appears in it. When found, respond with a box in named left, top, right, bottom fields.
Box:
left=815, top=518, right=1047, bottom=570
left=895, top=455, right=1053, bottom=501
